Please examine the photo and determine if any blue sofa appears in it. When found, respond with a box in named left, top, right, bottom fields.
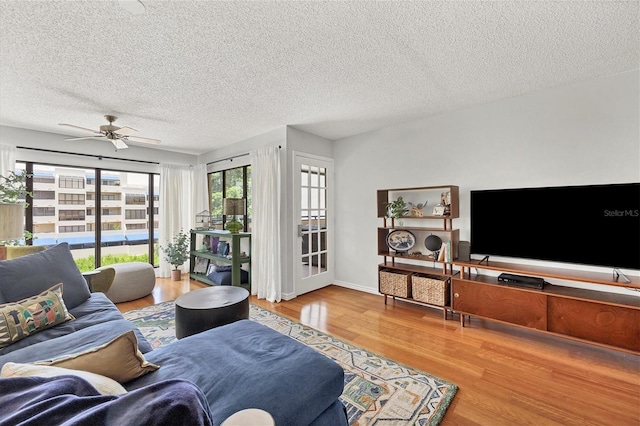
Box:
left=0, top=243, right=347, bottom=425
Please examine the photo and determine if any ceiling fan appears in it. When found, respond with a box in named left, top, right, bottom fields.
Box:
left=59, top=115, right=161, bottom=150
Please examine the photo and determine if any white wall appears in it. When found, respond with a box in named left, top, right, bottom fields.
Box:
left=333, top=70, right=640, bottom=295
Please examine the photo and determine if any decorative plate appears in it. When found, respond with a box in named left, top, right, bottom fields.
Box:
left=386, top=230, right=416, bottom=253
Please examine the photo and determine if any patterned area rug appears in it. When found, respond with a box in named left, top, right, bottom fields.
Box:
left=124, top=301, right=457, bottom=425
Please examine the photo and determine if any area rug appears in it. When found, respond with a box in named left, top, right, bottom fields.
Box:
left=124, top=301, right=457, bottom=425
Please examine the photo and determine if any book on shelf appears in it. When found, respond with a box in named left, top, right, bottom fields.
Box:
left=193, top=257, right=209, bottom=274
left=437, top=241, right=452, bottom=263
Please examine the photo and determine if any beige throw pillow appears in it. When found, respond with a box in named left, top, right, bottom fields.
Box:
left=36, top=330, right=159, bottom=383
left=1, top=362, right=127, bottom=395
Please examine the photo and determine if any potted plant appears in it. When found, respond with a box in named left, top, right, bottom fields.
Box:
left=160, top=229, right=190, bottom=280
left=0, top=171, right=33, bottom=248
left=385, top=196, right=409, bottom=220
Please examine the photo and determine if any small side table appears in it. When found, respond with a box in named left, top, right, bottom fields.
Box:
left=82, top=268, right=115, bottom=293
left=82, top=270, right=102, bottom=292
left=175, top=286, right=250, bottom=339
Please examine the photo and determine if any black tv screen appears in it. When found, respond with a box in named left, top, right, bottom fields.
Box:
left=470, top=183, right=640, bottom=270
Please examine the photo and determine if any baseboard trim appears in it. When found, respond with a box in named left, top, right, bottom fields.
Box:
left=281, top=291, right=296, bottom=301
left=332, top=280, right=380, bottom=295
left=280, top=282, right=379, bottom=300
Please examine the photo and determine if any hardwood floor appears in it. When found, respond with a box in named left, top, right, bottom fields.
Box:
left=118, top=278, right=640, bottom=425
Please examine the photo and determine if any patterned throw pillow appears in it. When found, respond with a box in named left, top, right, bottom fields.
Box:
left=0, top=283, right=74, bottom=350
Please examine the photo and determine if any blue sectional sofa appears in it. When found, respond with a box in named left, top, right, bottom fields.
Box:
left=0, top=243, right=347, bottom=425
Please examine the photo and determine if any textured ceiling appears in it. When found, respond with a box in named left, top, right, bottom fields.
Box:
left=0, top=1, right=638, bottom=155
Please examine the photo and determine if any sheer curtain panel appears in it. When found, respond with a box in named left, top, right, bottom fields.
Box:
left=250, top=146, right=282, bottom=302
left=159, top=164, right=192, bottom=277
left=0, top=143, right=16, bottom=177
left=191, top=164, right=209, bottom=224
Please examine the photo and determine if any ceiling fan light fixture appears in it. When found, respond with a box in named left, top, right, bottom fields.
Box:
left=60, top=114, right=159, bottom=150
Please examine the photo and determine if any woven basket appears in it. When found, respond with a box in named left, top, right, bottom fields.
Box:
left=412, top=275, right=449, bottom=306
left=379, top=270, right=412, bottom=298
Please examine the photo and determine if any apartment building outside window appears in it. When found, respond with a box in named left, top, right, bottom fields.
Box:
left=17, top=163, right=160, bottom=271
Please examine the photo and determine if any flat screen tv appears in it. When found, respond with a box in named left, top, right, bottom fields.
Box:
left=470, top=183, right=640, bottom=270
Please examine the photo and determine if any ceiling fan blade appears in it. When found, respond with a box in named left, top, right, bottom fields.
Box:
left=114, top=126, right=137, bottom=136
left=59, top=123, right=101, bottom=134
left=111, top=139, right=129, bottom=150
left=65, top=136, right=106, bottom=141
left=126, top=135, right=161, bottom=145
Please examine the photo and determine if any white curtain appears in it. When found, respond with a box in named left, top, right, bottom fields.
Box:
left=191, top=164, right=209, bottom=222
left=159, top=164, right=193, bottom=277
left=0, top=143, right=16, bottom=177
left=250, top=146, right=281, bottom=302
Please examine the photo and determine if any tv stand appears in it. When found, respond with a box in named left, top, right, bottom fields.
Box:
left=452, top=260, right=640, bottom=354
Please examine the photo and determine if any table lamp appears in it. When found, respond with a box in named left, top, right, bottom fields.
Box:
left=0, top=203, right=25, bottom=260
left=223, top=198, right=245, bottom=234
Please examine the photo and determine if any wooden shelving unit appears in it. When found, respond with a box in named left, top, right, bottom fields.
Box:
left=376, top=185, right=460, bottom=317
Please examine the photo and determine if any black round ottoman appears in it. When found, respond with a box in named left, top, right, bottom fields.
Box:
left=175, top=286, right=250, bottom=339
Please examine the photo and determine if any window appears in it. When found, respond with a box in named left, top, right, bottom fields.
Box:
left=34, top=207, right=55, bottom=216
left=126, top=194, right=146, bottom=205
left=33, top=190, right=55, bottom=199
left=127, top=223, right=147, bottom=230
left=59, top=210, right=85, bottom=221
left=33, top=175, right=54, bottom=184
left=102, top=208, right=120, bottom=216
left=101, top=176, right=121, bottom=186
left=126, top=209, right=146, bottom=219
left=59, top=225, right=85, bottom=233
left=59, top=176, right=84, bottom=189
left=208, top=165, right=251, bottom=231
left=102, top=193, right=120, bottom=201
left=59, top=193, right=85, bottom=204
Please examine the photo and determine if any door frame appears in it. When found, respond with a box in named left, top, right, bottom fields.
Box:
left=291, top=151, right=335, bottom=296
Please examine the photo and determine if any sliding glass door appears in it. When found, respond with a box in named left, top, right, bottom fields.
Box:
left=18, top=162, right=159, bottom=271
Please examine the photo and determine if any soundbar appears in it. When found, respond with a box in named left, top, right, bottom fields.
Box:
left=498, top=273, right=546, bottom=289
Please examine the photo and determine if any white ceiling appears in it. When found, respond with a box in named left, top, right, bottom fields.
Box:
left=0, top=1, right=638, bottom=155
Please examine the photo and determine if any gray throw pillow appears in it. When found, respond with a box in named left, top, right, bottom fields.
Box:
left=0, top=243, right=91, bottom=309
